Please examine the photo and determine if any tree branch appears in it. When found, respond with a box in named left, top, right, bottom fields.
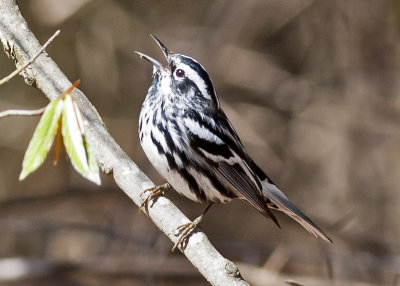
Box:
left=0, top=1, right=249, bottom=285
left=0, top=107, right=46, bottom=119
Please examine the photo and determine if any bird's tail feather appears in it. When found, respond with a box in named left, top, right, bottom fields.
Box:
left=261, top=180, right=332, bottom=243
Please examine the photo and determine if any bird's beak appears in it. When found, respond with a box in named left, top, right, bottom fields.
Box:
left=149, top=34, right=171, bottom=62
left=134, top=51, right=163, bottom=70
left=134, top=34, right=171, bottom=73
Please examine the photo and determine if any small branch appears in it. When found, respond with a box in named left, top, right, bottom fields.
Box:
left=0, top=30, right=60, bottom=86
left=0, top=107, right=45, bottom=119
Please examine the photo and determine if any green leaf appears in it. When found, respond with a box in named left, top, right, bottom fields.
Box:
left=19, top=98, right=64, bottom=180
left=83, top=135, right=101, bottom=185
left=61, top=95, right=101, bottom=185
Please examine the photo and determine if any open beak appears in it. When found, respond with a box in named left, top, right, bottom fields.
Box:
left=134, top=51, right=163, bottom=69
left=149, top=34, right=170, bottom=61
left=134, top=34, right=171, bottom=71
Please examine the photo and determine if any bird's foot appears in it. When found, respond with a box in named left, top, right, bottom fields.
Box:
left=172, top=215, right=203, bottom=252
left=138, top=183, right=171, bottom=214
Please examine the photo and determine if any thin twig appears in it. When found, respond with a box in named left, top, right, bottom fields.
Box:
left=0, top=30, right=60, bottom=86
left=0, top=107, right=46, bottom=119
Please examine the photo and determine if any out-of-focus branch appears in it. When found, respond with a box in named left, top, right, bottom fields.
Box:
left=0, top=0, right=249, bottom=285
left=0, top=107, right=46, bottom=118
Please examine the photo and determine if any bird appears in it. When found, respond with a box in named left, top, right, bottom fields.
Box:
left=135, top=35, right=332, bottom=251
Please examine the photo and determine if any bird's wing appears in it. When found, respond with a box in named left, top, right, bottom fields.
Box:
left=185, top=109, right=332, bottom=243
left=184, top=110, right=279, bottom=226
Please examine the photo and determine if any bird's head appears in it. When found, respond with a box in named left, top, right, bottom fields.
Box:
left=135, top=35, right=219, bottom=108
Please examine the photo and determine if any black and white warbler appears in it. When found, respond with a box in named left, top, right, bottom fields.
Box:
left=135, top=35, right=332, bottom=250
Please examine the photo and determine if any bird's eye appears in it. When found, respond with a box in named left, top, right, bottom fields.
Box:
left=175, top=69, right=185, bottom=78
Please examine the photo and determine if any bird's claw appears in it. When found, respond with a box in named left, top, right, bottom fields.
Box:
left=138, top=183, right=171, bottom=214
left=172, top=216, right=203, bottom=252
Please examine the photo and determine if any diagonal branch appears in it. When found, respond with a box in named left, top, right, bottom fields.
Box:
left=0, top=0, right=249, bottom=285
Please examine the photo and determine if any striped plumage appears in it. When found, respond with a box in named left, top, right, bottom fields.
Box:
left=136, top=35, right=332, bottom=244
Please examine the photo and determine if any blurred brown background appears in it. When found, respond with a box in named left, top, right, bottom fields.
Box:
left=0, top=0, right=399, bottom=285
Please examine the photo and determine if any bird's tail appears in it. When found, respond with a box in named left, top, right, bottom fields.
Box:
left=261, top=180, right=332, bottom=243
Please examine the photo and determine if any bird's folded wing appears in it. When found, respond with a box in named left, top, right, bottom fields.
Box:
left=186, top=127, right=279, bottom=225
